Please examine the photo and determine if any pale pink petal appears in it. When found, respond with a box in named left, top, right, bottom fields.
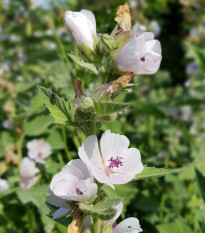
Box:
left=52, top=207, right=71, bottom=220
left=78, top=135, right=102, bottom=167
left=91, top=166, right=115, bottom=189
left=113, top=217, right=142, bottom=233
left=68, top=159, right=92, bottom=181
left=109, top=172, right=135, bottom=185
left=100, top=130, right=130, bottom=163
left=47, top=195, right=71, bottom=208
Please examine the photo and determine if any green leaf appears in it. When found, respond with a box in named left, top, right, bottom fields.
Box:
left=23, top=114, right=53, bottom=136
left=16, top=185, right=48, bottom=214
left=28, top=95, right=44, bottom=116
left=79, top=197, right=122, bottom=221
left=37, top=85, right=73, bottom=125
left=194, top=47, right=205, bottom=73
left=101, top=183, right=138, bottom=218
left=157, top=219, right=193, bottom=233
left=195, top=167, right=205, bottom=203
left=0, top=131, right=14, bottom=158
left=94, top=101, right=128, bottom=116
left=16, top=82, right=35, bottom=93
left=68, top=53, right=98, bottom=74
left=134, top=167, right=182, bottom=181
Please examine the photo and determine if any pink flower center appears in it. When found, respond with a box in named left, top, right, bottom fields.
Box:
left=108, top=157, right=123, bottom=169
left=76, top=188, right=83, bottom=195
left=37, top=152, right=42, bottom=159
left=140, top=57, right=145, bottom=62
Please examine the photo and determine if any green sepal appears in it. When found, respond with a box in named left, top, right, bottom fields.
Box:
left=97, top=112, right=117, bottom=123
left=102, top=223, right=113, bottom=233
left=68, top=53, right=98, bottom=75
left=94, top=101, right=128, bottom=116
left=78, top=96, right=95, bottom=113
left=113, top=31, right=132, bottom=50
left=81, top=37, right=101, bottom=63
left=79, top=197, right=122, bottom=221
left=99, top=34, right=114, bottom=55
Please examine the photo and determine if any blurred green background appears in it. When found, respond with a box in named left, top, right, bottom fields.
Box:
left=0, top=0, right=205, bottom=232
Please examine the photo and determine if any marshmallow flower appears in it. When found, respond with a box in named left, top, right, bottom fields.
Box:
left=0, top=178, right=10, bottom=193
left=113, top=217, right=143, bottom=233
left=27, top=139, right=52, bottom=164
left=20, top=158, right=39, bottom=189
left=78, top=130, right=144, bottom=189
left=49, top=159, right=98, bottom=203
left=64, top=10, right=96, bottom=51
left=116, top=32, right=162, bottom=75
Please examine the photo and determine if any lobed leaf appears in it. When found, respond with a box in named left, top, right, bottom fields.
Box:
left=37, top=85, right=74, bottom=125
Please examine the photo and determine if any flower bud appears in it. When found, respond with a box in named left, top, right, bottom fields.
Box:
left=64, top=9, right=96, bottom=51
left=115, top=32, right=162, bottom=75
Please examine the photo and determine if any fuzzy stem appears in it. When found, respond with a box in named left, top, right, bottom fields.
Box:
left=90, top=120, right=96, bottom=136
left=93, top=216, right=100, bottom=233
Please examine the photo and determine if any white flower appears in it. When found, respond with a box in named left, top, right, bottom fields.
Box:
left=20, top=158, right=39, bottom=189
left=26, top=139, right=52, bottom=164
left=64, top=9, right=96, bottom=51
left=167, top=106, right=192, bottom=121
left=113, top=217, right=143, bottom=233
left=49, top=159, right=98, bottom=202
left=116, top=32, right=162, bottom=75
left=0, top=178, right=10, bottom=193
left=78, top=130, right=144, bottom=189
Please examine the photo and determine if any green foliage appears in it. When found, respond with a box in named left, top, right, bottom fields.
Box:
left=94, top=101, right=128, bottom=116
left=134, top=166, right=182, bottom=180
left=195, top=168, right=205, bottom=203
left=37, top=85, right=73, bottom=125
left=23, top=114, right=53, bottom=136
left=157, top=219, right=193, bottom=233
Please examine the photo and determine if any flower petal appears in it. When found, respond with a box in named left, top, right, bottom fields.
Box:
left=115, top=148, right=144, bottom=175
left=52, top=207, right=71, bottom=220
left=78, top=135, right=102, bottom=167
left=113, top=217, right=143, bottom=233
left=100, top=130, right=130, bottom=163
left=68, top=159, right=92, bottom=181
left=81, top=9, right=96, bottom=35
left=47, top=195, right=71, bottom=208
left=91, top=166, right=115, bottom=189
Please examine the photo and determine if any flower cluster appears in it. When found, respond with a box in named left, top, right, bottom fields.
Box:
left=48, top=130, right=144, bottom=231
left=64, top=6, right=162, bottom=76
left=19, top=139, right=52, bottom=189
